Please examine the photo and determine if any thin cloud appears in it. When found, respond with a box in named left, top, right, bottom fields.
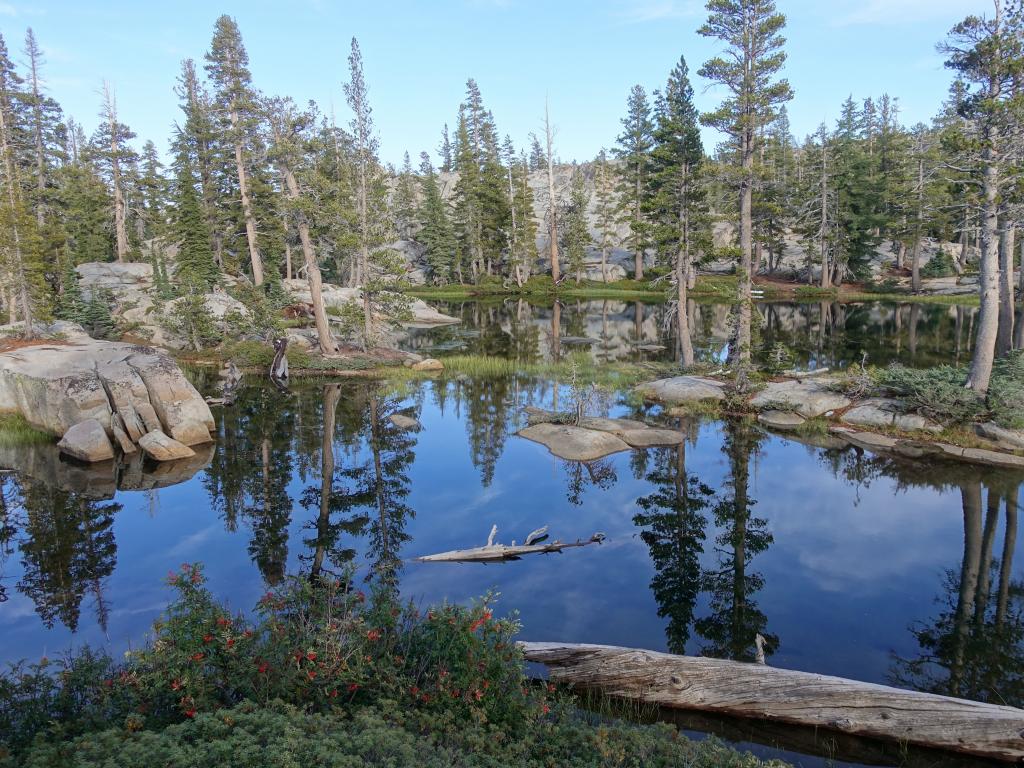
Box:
left=614, top=0, right=702, bottom=23
left=832, top=0, right=973, bottom=27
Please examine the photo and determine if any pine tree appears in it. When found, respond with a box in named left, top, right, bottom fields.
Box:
left=392, top=151, right=418, bottom=239
left=0, top=33, right=47, bottom=335
left=57, top=120, right=113, bottom=267
left=508, top=149, right=537, bottom=286
left=205, top=15, right=265, bottom=285
left=648, top=55, right=707, bottom=366
left=54, top=252, right=86, bottom=323
left=940, top=0, right=1024, bottom=391
left=699, top=0, right=793, bottom=368
left=91, top=83, right=137, bottom=262
left=170, top=146, right=217, bottom=292
left=614, top=84, right=654, bottom=279
left=561, top=166, right=591, bottom=283
left=592, top=149, right=619, bottom=283
left=267, top=96, right=338, bottom=354
left=137, top=140, right=166, bottom=241
left=438, top=123, right=453, bottom=172
left=528, top=133, right=545, bottom=171
left=417, top=152, right=456, bottom=284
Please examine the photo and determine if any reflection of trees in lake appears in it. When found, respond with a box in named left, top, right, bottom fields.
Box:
left=634, top=425, right=712, bottom=653
left=632, top=419, right=775, bottom=660
left=0, top=475, right=17, bottom=603
left=14, top=479, right=119, bottom=632
left=696, top=421, right=777, bottom=662
left=891, top=483, right=1023, bottom=706
left=563, top=458, right=617, bottom=506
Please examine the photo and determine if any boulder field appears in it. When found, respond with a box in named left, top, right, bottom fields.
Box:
left=0, top=337, right=214, bottom=463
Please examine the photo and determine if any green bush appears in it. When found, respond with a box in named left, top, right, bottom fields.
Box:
left=876, top=364, right=985, bottom=424
left=0, top=565, right=543, bottom=760
left=10, top=699, right=777, bottom=768
left=921, top=250, right=955, bottom=278
left=990, top=351, right=1024, bottom=429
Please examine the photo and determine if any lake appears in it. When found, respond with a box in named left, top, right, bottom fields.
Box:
left=1, top=300, right=1018, bottom=767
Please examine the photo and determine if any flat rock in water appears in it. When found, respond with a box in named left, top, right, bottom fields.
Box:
left=560, top=336, right=597, bottom=345
left=636, top=376, right=726, bottom=404
left=138, top=430, right=196, bottom=462
left=57, top=419, right=115, bottom=463
left=578, top=417, right=650, bottom=437
left=412, top=358, right=444, bottom=372
left=842, top=398, right=938, bottom=433
left=758, top=410, right=805, bottom=430
left=517, top=423, right=631, bottom=462
left=751, top=379, right=850, bottom=418
left=389, top=414, right=421, bottom=431
left=619, top=429, right=684, bottom=448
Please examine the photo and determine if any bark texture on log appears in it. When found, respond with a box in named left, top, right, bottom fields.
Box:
left=519, top=642, right=1024, bottom=762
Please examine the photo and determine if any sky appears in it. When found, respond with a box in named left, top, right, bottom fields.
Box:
left=1, top=0, right=983, bottom=167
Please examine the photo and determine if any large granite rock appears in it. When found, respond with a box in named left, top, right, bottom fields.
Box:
left=76, top=261, right=153, bottom=294
left=757, top=410, right=806, bottom=430
left=57, top=419, right=115, bottom=462
left=0, top=339, right=214, bottom=456
left=842, top=398, right=939, bottom=433
left=138, top=429, right=196, bottom=461
left=635, top=376, right=726, bottom=404
left=517, top=422, right=631, bottom=461
left=281, top=279, right=459, bottom=326
left=750, top=379, right=851, bottom=418
left=975, top=422, right=1024, bottom=451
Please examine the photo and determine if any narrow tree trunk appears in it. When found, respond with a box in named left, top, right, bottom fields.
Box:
left=735, top=126, right=754, bottom=366
left=104, top=84, right=129, bottom=263
left=545, top=99, right=559, bottom=284
left=995, top=487, right=1017, bottom=627
left=27, top=40, right=45, bottom=229
left=0, top=96, right=34, bottom=338
left=996, top=222, right=1015, bottom=355
left=231, top=107, right=264, bottom=286
left=951, top=482, right=983, bottom=691
left=819, top=141, right=830, bottom=290
left=310, top=384, right=340, bottom=581
left=280, top=164, right=337, bottom=355
left=911, top=153, right=924, bottom=293
left=967, top=121, right=1001, bottom=393
left=677, top=162, right=694, bottom=367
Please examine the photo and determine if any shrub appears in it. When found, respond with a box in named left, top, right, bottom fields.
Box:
left=989, top=351, right=1024, bottom=429
left=0, top=565, right=545, bottom=759
left=921, top=250, right=955, bottom=278
left=876, top=364, right=985, bottom=424
left=9, top=699, right=777, bottom=768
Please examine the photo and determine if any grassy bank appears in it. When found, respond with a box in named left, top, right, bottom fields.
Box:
left=0, top=413, right=52, bottom=448
left=0, top=565, right=780, bottom=768
left=405, top=275, right=979, bottom=307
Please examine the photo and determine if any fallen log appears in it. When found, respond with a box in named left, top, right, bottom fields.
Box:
left=416, top=525, right=605, bottom=563
left=519, top=642, right=1024, bottom=762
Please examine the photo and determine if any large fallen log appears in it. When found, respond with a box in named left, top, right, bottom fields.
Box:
left=519, top=642, right=1024, bottom=762
left=416, top=525, right=605, bottom=563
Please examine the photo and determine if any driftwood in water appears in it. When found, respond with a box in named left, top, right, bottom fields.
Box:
left=269, top=337, right=290, bottom=393
left=416, top=525, right=605, bottom=563
left=519, top=643, right=1024, bottom=762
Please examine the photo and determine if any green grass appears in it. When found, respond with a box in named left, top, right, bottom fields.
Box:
left=841, top=291, right=979, bottom=306
left=0, top=412, right=52, bottom=447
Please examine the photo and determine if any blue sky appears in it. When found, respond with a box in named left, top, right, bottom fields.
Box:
left=2, top=0, right=979, bottom=166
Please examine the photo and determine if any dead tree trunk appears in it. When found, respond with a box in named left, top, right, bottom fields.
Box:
left=230, top=106, right=264, bottom=286
left=279, top=164, right=338, bottom=355
left=545, top=99, right=560, bottom=284
left=103, top=83, right=129, bottom=263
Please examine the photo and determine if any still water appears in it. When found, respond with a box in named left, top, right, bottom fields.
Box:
left=405, top=298, right=979, bottom=369
left=1, top=300, right=1018, bottom=766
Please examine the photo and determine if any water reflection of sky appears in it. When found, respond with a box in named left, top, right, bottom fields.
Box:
left=1, top=378, right=1020, bottom=715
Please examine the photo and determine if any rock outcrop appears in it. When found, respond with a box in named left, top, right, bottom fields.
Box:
left=749, top=379, right=851, bottom=418
left=0, top=338, right=215, bottom=462
left=517, top=422, right=632, bottom=462
left=281, top=279, right=458, bottom=326
left=635, top=376, right=726, bottom=405
left=56, top=419, right=115, bottom=463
